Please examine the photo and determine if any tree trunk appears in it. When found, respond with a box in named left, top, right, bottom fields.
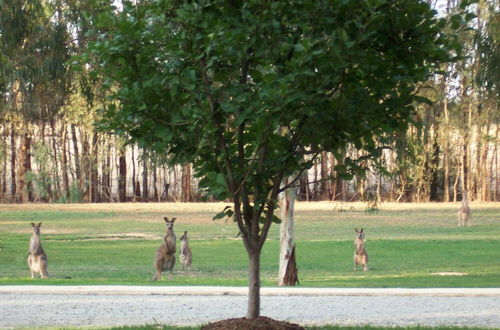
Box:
left=81, top=130, right=90, bottom=202
left=493, top=126, right=499, bottom=201
left=61, top=124, right=71, bottom=202
left=118, top=147, right=127, bottom=202
left=443, top=70, right=450, bottom=202
left=453, top=160, right=460, bottom=202
left=50, top=120, right=61, bottom=200
left=181, top=163, right=192, bottom=202
left=320, top=152, right=330, bottom=200
left=278, top=175, right=298, bottom=286
left=101, top=142, right=112, bottom=202
left=430, top=139, right=440, bottom=202
left=142, top=156, right=148, bottom=200
left=153, top=165, right=159, bottom=201
left=247, top=248, right=261, bottom=319
left=10, top=124, right=16, bottom=199
left=60, top=124, right=70, bottom=200
left=71, top=124, right=81, bottom=193
left=131, top=145, right=138, bottom=199
left=39, top=123, right=52, bottom=202
left=16, top=129, right=32, bottom=203
left=0, top=125, right=5, bottom=200
left=481, top=115, right=491, bottom=201
left=90, top=132, right=99, bottom=202
left=312, top=160, right=319, bottom=200
left=376, top=173, right=382, bottom=202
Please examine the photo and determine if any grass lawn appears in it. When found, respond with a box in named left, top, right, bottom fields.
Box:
left=0, top=201, right=499, bottom=287
left=27, top=326, right=493, bottom=330
left=102, top=326, right=491, bottom=330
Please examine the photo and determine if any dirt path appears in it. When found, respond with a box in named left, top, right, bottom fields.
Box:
left=1, top=286, right=499, bottom=328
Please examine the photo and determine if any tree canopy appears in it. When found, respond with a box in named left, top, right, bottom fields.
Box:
left=86, top=0, right=468, bottom=319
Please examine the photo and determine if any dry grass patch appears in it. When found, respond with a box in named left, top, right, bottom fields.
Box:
left=431, top=272, right=468, bottom=276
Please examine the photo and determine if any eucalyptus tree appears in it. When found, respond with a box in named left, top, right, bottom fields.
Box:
left=87, top=0, right=466, bottom=319
left=0, top=0, right=71, bottom=201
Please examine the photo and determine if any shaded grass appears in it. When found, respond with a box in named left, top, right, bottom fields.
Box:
left=0, top=202, right=499, bottom=287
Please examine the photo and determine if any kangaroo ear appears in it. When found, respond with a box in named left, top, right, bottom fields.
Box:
left=171, top=218, right=176, bottom=223
left=164, top=217, right=169, bottom=222
left=360, top=228, right=364, bottom=233
left=31, top=222, right=35, bottom=227
left=38, top=222, right=42, bottom=227
left=184, top=231, right=187, bottom=235
left=355, top=228, right=358, bottom=233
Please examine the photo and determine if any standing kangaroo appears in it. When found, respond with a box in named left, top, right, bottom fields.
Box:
left=353, top=228, right=368, bottom=272
left=458, top=193, right=471, bottom=227
left=28, top=222, right=49, bottom=278
left=153, top=217, right=176, bottom=281
left=179, top=231, right=192, bottom=270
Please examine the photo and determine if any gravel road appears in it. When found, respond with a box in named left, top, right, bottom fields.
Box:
left=1, top=286, right=499, bottom=329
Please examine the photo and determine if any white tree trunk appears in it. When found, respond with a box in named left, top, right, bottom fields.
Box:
left=278, top=175, right=296, bottom=286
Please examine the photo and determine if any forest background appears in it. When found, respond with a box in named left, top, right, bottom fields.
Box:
left=0, top=0, right=498, bottom=205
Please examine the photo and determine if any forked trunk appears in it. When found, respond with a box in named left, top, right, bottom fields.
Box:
left=247, top=248, right=261, bottom=319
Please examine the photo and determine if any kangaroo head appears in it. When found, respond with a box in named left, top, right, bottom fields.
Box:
left=31, top=222, right=42, bottom=235
left=163, top=217, right=176, bottom=231
left=180, top=231, right=188, bottom=241
left=355, top=228, right=365, bottom=240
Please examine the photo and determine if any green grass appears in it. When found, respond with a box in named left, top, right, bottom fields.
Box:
left=106, top=326, right=491, bottom=330
left=0, top=202, right=499, bottom=287
left=32, top=325, right=493, bottom=330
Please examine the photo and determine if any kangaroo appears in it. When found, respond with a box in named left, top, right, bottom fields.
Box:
left=458, top=193, right=471, bottom=227
left=353, top=228, right=368, bottom=272
left=28, top=222, right=49, bottom=278
left=153, top=217, right=176, bottom=280
left=179, top=231, right=192, bottom=270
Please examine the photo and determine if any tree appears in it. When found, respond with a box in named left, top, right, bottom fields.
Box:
left=0, top=0, right=71, bottom=202
left=86, top=0, right=465, bottom=319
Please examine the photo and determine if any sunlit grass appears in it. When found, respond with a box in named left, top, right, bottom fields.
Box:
left=0, top=202, right=499, bottom=287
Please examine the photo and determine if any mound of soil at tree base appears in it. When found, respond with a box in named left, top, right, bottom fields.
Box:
left=201, top=316, right=305, bottom=330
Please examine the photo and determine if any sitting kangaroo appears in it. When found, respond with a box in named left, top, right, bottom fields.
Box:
left=28, top=222, right=49, bottom=278
left=153, top=217, right=176, bottom=280
left=179, top=231, right=192, bottom=270
left=353, top=228, right=369, bottom=271
left=458, top=193, right=471, bottom=227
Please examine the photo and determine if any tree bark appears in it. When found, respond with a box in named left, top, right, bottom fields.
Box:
left=247, top=248, right=261, bottom=319
left=81, top=130, right=90, bottom=202
left=153, top=165, right=159, bottom=201
left=131, top=145, right=138, bottom=199
left=442, top=70, right=450, bottom=202
left=118, top=147, right=127, bottom=202
left=101, top=142, right=112, bottom=202
left=142, top=156, right=148, bottom=200
left=71, top=124, right=81, bottom=191
left=481, top=114, right=492, bottom=201
left=320, top=152, right=330, bottom=200
left=10, top=124, right=16, bottom=199
left=430, top=139, right=440, bottom=201
left=16, top=129, right=32, bottom=203
left=0, top=126, right=5, bottom=200
left=50, top=120, right=61, bottom=200
left=278, top=175, right=298, bottom=286
left=493, top=126, right=499, bottom=201
left=181, top=163, right=192, bottom=202
left=60, top=124, right=70, bottom=200
left=90, top=132, right=99, bottom=202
